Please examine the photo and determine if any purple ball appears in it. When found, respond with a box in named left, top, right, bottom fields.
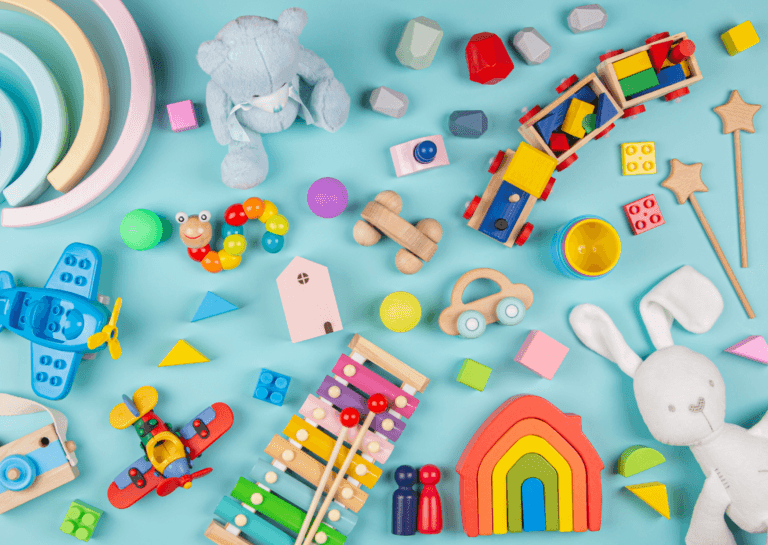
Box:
left=307, top=177, right=348, bottom=218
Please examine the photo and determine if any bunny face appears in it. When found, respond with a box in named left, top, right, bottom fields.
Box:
left=634, top=346, right=726, bottom=446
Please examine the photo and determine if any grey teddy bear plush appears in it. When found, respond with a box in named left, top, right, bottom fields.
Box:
left=197, top=8, right=351, bottom=189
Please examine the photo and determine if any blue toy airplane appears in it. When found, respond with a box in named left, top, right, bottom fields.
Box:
left=0, top=243, right=123, bottom=400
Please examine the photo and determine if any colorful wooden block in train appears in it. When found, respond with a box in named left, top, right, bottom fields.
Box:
left=455, top=395, right=603, bottom=536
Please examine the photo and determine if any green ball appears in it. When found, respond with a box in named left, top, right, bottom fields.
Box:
left=121, top=209, right=163, bottom=251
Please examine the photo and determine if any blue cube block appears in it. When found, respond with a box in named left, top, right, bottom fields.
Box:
left=254, top=368, right=291, bottom=406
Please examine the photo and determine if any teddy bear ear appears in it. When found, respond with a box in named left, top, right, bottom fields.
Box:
left=197, top=39, right=228, bottom=75
left=277, top=7, right=307, bottom=37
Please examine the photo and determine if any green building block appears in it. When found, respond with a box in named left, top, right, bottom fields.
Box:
left=619, top=68, right=659, bottom=97
left=60, top=500, right=103, bottom=542
left=618, top=445, right=665, bottom=477
left=456, top=358, right=492, bottom=391
left=507, top=452, right=559, bottom=532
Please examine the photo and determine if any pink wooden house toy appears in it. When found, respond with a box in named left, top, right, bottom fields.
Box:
left=276, top=257, right=343, bottom=343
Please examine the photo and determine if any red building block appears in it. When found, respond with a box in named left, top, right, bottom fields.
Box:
left=465, top=32, right=514, bottom=85
left=623, top=194, right=665, bottom=235
left=668, top=39, right=695, bottom=64
left=549, top=133, right=569, bottom=152
left=647, top=40, right=672, bottom=72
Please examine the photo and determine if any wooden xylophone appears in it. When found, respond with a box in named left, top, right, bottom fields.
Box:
left=204, top=334, right=430, bottom=545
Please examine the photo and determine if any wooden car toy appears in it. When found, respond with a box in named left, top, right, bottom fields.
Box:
left=353, top=190, right=442, bottom=274
left=439, top=268, right=533, bottom=338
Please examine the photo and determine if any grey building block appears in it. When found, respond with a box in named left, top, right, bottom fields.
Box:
left=449, top=110, right=488, bottom=138
left=511, top=28, right=551, bottom=65
left=567, top=4, right=607, bottom=33
left=396, top=16, right=443, bottom=70
left=370, top=86, right=409, bottom=118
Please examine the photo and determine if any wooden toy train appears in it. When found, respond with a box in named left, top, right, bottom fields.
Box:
left=465, top=31, right=701, bottom=247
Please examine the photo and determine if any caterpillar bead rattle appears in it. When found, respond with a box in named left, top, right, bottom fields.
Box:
left=176, top=198, right=289, bottom=273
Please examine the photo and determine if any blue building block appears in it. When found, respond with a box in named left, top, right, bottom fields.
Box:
left=253, top=368, right=291, bottom=406
left=522, top=478, right=546, bottom=532
left=479, top=182, right=530, bottom=243
left=535, top=84, right=596, bottom=144
left=534, top=113, right=559, bottom=144
left=191, top=291, right=238, bottom=322
left=630, top=64, right=686, bottom=99
left=595, top=93, right=618, bottom=128
left=572, top=84, right=597, bottom=104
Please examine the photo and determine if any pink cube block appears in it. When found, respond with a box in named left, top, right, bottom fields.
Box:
left=167, top=100, right=198, bottom=132
left=390, top=134, right=449, bottom=177
left=514, top=330, right=569, bottom=380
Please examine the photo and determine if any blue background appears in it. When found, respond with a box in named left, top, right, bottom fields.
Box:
left=1, top=0, right=766, bottom=543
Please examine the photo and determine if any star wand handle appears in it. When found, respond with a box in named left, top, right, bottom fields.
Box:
left=733, top=130, right=747, bottom=267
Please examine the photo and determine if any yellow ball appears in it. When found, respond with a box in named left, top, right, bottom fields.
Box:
left=219, top=249, right=242, bottom=270
left=259, top=200, right=278, bottom=224
left=266, top=214, right=289, bottom=236
left=223, top=234, right=247, bottom=256
left=380, top=292, right=421, bottom=332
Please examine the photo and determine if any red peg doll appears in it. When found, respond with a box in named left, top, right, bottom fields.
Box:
left=418, top=464, right=443, bottom=534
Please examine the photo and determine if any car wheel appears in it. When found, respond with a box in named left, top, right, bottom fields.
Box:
left=496, top=297, right=526, bottom=326
left=457, top=310, right=486, bottom=339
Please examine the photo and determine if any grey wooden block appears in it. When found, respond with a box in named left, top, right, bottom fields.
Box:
left=449, top=110, right=488, bottom=138
left=511, top=28, right=551, bottom=65
left=370, top=86, right=409, bottom=118
left=396, top=16, right=443, bottom=70
left=567, top=4, right=607, bottom=33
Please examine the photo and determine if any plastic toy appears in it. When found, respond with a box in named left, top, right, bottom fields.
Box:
left=623, top=195, right=665, bottom=235
left=465, top=32, right=513, bottom=85
left=0, top=393, right=79, bottom=514
left=449, top=110, right=487, bottom=138
left=626, top=482, right=670, bottom=519
left=621, top=141, right=656, bottom=175
left=370, top=86, right=409, bottom=119
left=380, top=292, right=421, bottom=333
left=439, top=268, right=532, bottom=338
left=0, top=243, right=123, bottom=400
left=108, top=386, right=233, bottom=508
left=396, top=17, right=442, bottom=70
left=514, top=330, right=569, bottom=380
left=159, top=340, right=209, bottom=367
left=0, top=87, right=29, bottom=194
left=253, top=369, right=291, bottom=406
left=167, top=99, right=198, bottom=132
left=120, top=209, right=170, bottom=250
left=618, top=445, right=665, bottom=477
left=307, top=177, right=348, bottom=218
left=353, top=190, right=442, bottom=274
left=456, top=395, right=604, bottom=536
left=60, top=500, right=103, bottom=542
left=393, top=465, right=418, bottom=535
left=725, top=335, right=768, bottom=365
left=197, top=8, right=350, bottom=189
left=276, top=257, right=343, bottom=342
left=192, top=292, right=237, bottom=322
left=456, top=358, right=492, bottom=391
left=567, top=4, right=607, bottom=33
left=714, top=90, right=760, bottom=268
left=721, top=21, right=759, bottom=56
left=511, top=28, right=550, bottom=65
left=661, top=159, right=754, bottom=318
left=390, top=134, right=449, bottom=177
left=570, top=265, right=768, bottom=545
left=418, top=465, right=442, bottom=534
left=551, top=215, right=621, bottom=279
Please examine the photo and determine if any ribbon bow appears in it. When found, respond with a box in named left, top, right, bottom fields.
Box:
left=227, top=82, right=313, bottom=142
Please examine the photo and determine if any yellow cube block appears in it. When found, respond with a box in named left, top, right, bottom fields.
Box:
left=621, top=142, right=656, bottom=176
left=503, top=142, right=557, bottom=198
left=721, top=21, right=760, bottom=56
left=613, top=51, right=653, bottom=79
left=562, top=98, right=595, bottom=139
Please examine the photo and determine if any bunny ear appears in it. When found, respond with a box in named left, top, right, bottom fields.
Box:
left=639, top=265, right=724, bottom=350
left=569, top=304, right=643, bottom=377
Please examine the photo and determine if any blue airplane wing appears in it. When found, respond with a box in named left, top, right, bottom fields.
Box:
left=31, top=344, right=82, bottom=400
left=44, top=243, right=102, bottom=301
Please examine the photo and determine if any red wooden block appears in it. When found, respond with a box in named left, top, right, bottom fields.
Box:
left=647, top=40, right=672, bottom=72
left=623, top=194, right=665, bottom=235
left=549, top=133, right=569, bottom=152
left=465, top=32, right=514, bottom=85
left=668, top=39, right=695, bottom=64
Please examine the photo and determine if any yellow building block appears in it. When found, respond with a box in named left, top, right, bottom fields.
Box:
left=626, top=482, right=670, bottom=519
left=621, top=142, right=656, bottom=176
left=662, top=56, right=691, bottom=77
left=561, top=99, right=595, bottom=139
left=158, top=340, right=209, bottom=367
left=613, top=51, right=653, bottom=79
left=502, top=142, right=558, bottom=198
left=721, top=21, right=760, bottom=56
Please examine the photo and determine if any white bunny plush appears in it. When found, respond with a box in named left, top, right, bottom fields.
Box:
left=570, top=265, right=768, bottom=545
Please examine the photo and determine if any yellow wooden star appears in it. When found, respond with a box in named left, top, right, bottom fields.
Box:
left=660, top=159, right=708, bottom=204
left=713, top=90, right=761, bottom=134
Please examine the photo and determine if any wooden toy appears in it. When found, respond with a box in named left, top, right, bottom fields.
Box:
left=0, top=86, right=30, bottom=194
left=618, top=445, right=665, bottom=477
left=621, top=142, right=656, bottom=175
left=390, top=134, right=449, bottom=177
left=721, top=21, right=759, bottom=56
left=626, top=482, right=670, bottom=519
left=418, top=465, right=442, bottom=534
left=0, top=243, right=122, bottom=400
left=167, top=99, right=198, bottom=132
left=623, top=195, right=665, bottom=235
left=514, top=330, right=569, bottom=380
left=120, top=209, right=170, bottom=251
left=354, top=190, right=442, bottom=274
left=508, top=454, right=558, bottom=531
left=307, top=177, right=348, bottom=218
left=725, top=335, right=768, bottom=365
left=107, top=386, right=233, bottom=508
left=511, top=28, right=550, bottom=65
left=380, top=292, right=421, bottom=332
left=2, top=0, right=154, bottom=228
left=562, top=98, right=594, bottom=138
left=613, top=51, right=652, bottom=79
left=396, top=17, right=443, bottom=70
left=439, top=268, right=532, bottom=339
left=192, top=292, right=238, bottom=322
left=456, top=395, right=604, bottom=536
left=549, top=133, right=568, bottom=152
left=0, top=393, right=79, bottom=514
left=277, top=257, right=343, bottom=342
left=551, top=216, right=621, bottom=279
left=254, top=369, right=291, bottom=406
left=60, top=500, right=103, bottom=542
left=465, top=32, right=514, bottom=85
left=449, top=110, right=487, bottom=138
left=661, top=159, right=755, bottom=318
left=392, top=465, right=418, bottom=535
left=503, top=142, right=557, bottom=198
left=713, top=90, right=760, bottom=268
left=567, top=4, right=607, bottom=33
left=159, top=340, right=209, bottom=367
left=369, top=86, right=408, bottom=118
left=456, top=358, right=492, bottom=391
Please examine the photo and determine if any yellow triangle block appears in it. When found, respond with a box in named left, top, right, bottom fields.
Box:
left=159, top=340, right=209, bottom=367
left=626, top=482, right=670, bottom=519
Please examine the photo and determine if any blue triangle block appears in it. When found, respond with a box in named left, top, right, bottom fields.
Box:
left=595, top=93, right=619, bottom=128
left=192, top=292, right=238, bottom=322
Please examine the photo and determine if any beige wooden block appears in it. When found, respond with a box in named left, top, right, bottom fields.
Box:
left=348, top=334, right=430, bottom=393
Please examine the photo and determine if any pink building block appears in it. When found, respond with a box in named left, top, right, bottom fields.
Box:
left=167, top=100, right=198, bottom=132
left=276, top=256, right=343, bottom=343
left=725, top=335, right=768, bottom=365
left=514, top=330, right=569, bottom=380
left=390, top=134, right=449, bottom=177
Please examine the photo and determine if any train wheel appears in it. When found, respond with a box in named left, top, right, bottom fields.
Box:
left=539, top=178, right=556, bottom=201
left=645, top=32, right=670, bottom=44
left=556, top=74, right=578, bottom=93
left=664, top=87, right=690, bottom=101
left=514, top=223, right=534, bottom=246
left=463, top=196, right=481, bottom=219
left=599, top=49, right=624, bottom=62
left=621, top=104, right=646, bottom=118
left=488, top=150, right=505, bottom=174
left=556, top=154, right=578, bottom=171
left=593, top=123, right=615, bottom=140
left=519, top=105, right=541, bottom=125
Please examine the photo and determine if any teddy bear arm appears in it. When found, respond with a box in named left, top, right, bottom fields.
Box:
left=685, top=474, right=736, bottom=545
left=206, top=80, right=233, bottom=146
left=297, top=45, right=336, bottom=86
